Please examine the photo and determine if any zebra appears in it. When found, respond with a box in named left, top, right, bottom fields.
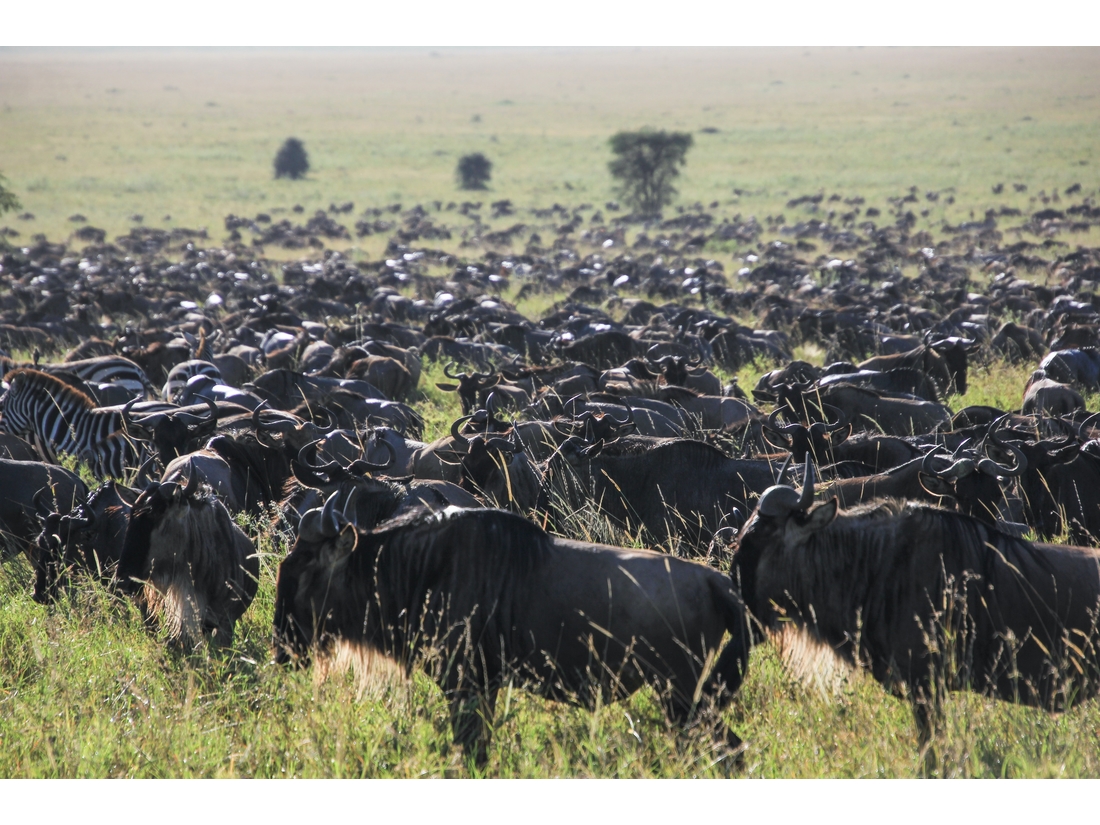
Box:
left=1, top=355, right=152, bottom=401
left=162, top=360, right=223, bottom=403
left=0, top=369, right=147, bottom=479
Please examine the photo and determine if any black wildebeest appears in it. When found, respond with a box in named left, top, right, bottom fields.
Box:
left=31, top=480, right=135, bottom=603
left=733, top=460, right=1100, bottom=752
left=273, top=504, right=749, bottom=766
left=116, top=475, right=258, bottom=648
left=0, top=459, right=89, bottom=560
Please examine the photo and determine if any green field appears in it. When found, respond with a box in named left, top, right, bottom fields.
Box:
left=2, top=47, right=1098, bottom=258
left=3, top=48, right=1100, bottom=778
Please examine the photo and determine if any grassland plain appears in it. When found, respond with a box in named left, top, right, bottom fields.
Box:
left=1, top=47, right=1098, bottom=259
left=3, top=48, right=1100, bottom=778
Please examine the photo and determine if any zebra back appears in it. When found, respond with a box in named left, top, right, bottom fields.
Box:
left=0, top=368, right=144, bottom=478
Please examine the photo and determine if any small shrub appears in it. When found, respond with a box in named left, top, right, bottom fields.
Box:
left=0, top=173, right=21, bottom=216
left=274, top=138, right=310, bottom=180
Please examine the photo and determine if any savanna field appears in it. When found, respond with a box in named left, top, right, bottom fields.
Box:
left=2, top=47, right=1100, bottom=778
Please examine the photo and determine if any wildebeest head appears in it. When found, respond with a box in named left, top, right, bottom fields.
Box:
left=122, top=396, right=219, bottom=465
left=927, top=336, right=976, bottom=395
left=762, top=406, right=850, bottom=464
left=273, top=491, right=362, bottom=667
left=733, top=457, right=831, bottom=622
left=435, top=362, right=500, bottom=415
left=116, top=473, right=201, bottom=595
left=919, top=440, right=1024, bottom=524
left=31, top=480, right=134, bottom=603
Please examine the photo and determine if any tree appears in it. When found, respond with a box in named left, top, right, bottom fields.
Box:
left=608, top=129, right=694, bottom=216
left=274, top=138, right=310, bottom=180
left=456, top=153, right=492, bottom=190
left=0, top=173, right=20, bottom=216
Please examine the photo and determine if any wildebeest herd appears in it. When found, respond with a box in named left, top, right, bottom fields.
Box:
left=2, top=188, right=1100, bottom=766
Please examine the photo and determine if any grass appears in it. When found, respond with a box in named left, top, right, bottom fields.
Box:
left=4, top=533, right=1100, bottom=777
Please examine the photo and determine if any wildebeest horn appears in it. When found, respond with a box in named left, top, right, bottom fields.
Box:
left=121, top=397, right=162, bottom=436
left=320, top=489, right=342, bottom=537
left=182, top=469, right=200, bottom=498
left=32, top=487, right=54, bottom=516
left=776, top=452, right=793, bottom=484
left=765, top=408, right=803, bottom=436
left=1078, top=411, right=1100, bottom=435
left=443, top=362, right=465, bottom=380
left=158, top=481, right=179, bottom=501
left=485, top=392, right=502, bottom=427
left=977, top=441, right=1026, bottom=477
left=346, top=438, right=396, bottom=475
left=340, top=486, right=360, bottom=527
left=922, top=447, right=975, bottom=479
left=758, top=457, right=814, bottom=518
left=797, top=458, right=815, bottom=510
left=176, top=395, right=219, bottom=430
left=450, top=415, right=473, bottom=446
left=296, top=441, right=344, bottom=477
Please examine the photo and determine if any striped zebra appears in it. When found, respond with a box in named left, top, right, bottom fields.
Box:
left=1, top=355, right=152, bottom=400
left=0, top=369, right=147, bottom=478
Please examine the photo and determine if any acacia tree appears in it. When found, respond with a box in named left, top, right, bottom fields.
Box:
left=456, top=153, right=492, bottom=190
left=0, top=173, right=20, bottom=216
left=608, top=129, right=694, bottom=216
left=274, top=138, right=310, bottom=180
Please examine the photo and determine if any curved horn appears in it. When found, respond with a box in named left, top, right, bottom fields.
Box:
left=32, top=487, right=54, bottom=516
left=1078, top=410, right=1100, bottom=435
left=182, top=468, right=200, bottom=498
left=977, top=441, right=1026, bottom=477
left=765, top=408, right=803, bottom=436
left=296, top=441, right=344, bottom=477
left=443, top=361, right=464, bottom=380
left=797, top=458, right=816, bottom=510
left=320, top=490, right=342, bottom=537
left=340, top=486, right=360, bottom=527
left=347, top=438, right=396, bottom=475
left=450, top=415, right=473, bottom=446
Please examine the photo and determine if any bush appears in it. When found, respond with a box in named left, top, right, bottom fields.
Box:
left=608, top=129, right=694, bottom=216
left=274, top=138, right=310, bottom=180
left=456, top=153, right=492, bottom=190
left=0, top=173, right=21, bottom=216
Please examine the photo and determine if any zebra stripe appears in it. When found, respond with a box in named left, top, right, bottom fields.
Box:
left=0, top=369, right=145, bottom=478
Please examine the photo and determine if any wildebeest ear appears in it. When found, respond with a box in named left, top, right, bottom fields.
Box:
left=435, top=383, right=459, bottom=393
left=323, top=524, right=358, bottom=564
left=792, top=499, right=837, bottom=539
left=918, top=472, right=954, bottom=498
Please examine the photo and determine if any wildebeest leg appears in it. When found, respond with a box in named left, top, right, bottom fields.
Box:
left=448, top=686, right=498, bottom=769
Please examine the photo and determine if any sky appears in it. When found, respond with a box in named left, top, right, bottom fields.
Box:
left=3, top=0, right=1098, bottom=47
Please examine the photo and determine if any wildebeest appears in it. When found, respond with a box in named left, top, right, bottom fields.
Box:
left=116, top=475, right=258, bottom=647
left=31, top=480, right=135, bottom=603
left=273, top=504, right=749, bottom=765
left=542, top=435, right=785, bottom=547
left=1038, top=348, right=1100, bottom=392
left=0, top=459, right=89, bottom=560
left=733, top=460, right=1100, bottom=749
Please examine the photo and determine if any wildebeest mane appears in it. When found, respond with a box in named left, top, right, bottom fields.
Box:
left=315, top=508, right=552, bottom=671
left=755, top=499, right=1087, bottom=698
